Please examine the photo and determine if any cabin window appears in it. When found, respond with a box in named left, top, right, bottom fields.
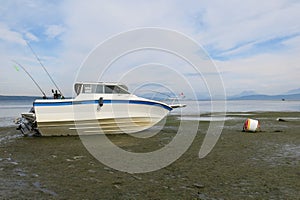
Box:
left=117, top=86, right=130, bottom=94
left=95, top=85, right=104, bottom=93
left=113, top=86, right=126, bottom=94
left=104, top=85, right=129, bottom=94
left=74, top=84, right=82, bottom=95
left=81, top=84, right=129, bottom=94
left=105, top=85, right=114, bottom=93
left=82, top=84, right=103, bottom=93
left=82, top=84, right=93, bottom=93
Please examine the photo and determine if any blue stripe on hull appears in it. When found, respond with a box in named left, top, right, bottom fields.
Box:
left=34, top=99, right=172, bottom=111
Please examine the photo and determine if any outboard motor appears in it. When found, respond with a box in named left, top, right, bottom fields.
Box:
left=14, top=107, right=40, bottom=136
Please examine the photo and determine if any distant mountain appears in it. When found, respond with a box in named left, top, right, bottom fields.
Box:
left=0, top=95, right=40, bottom=101
left=230, top=93, right=300, bottom=100
left=285, top=88, right=300, bottom=95
left=230, top=90, right=259, bottom=98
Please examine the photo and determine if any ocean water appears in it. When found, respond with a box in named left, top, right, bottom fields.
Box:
left=0, top=99, right=299, bottom=127
left=173, top=100, right=300, bottom=115
left=0, top=99, right=33, bottom=127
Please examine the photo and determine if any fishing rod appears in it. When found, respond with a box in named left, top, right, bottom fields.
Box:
left=12, top=60, right=47, bottom=98
left=26, top=41, right=64, bottom=98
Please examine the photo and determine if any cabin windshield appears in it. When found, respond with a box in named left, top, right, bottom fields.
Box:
left=77, top=83, right=129, bottom=94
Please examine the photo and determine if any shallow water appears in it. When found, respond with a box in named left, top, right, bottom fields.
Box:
left=0, top=99, right=32, bottom=127
left=179, top=116, right=236, bottom=121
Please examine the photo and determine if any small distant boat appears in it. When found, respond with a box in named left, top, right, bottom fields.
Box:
left=16, top=82, right=185, bottom=136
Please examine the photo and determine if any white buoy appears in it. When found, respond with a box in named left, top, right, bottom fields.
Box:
left=243, top=118, right=260, bottom=132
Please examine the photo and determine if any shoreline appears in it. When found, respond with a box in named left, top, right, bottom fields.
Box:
left=1, top=111, right=299, bottom=199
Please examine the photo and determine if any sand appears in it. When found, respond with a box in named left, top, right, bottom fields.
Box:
left=0, top=112, right=299, bottom=199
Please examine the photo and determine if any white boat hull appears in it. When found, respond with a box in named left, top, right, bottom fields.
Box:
left=34, top=98, right=172, bottom=136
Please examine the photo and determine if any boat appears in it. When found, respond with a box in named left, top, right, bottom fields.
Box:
left=15, top=82, right=185, bottom=136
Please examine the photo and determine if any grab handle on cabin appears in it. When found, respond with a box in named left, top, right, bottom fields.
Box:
left=98, top=97, right=104, bottom=107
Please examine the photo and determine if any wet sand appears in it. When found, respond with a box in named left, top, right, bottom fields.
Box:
left=0, top=112, right=299, bottom=199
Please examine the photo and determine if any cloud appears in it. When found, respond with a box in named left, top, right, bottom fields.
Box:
left=0, top=22, right=25, bottom=45
left=1, top=0, right=300, bottom=97
left=45, top=24, right=66, bottom=39
left=217, top=48, right=300, bottom=95
left=192, top=1, right=300, bottom=53
left=211, top=33, right=300, bottom=60
left=24, top=31, right=39, bottom=42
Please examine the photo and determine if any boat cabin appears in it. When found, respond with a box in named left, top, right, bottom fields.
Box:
left=74, top=82, right=129, bottom=96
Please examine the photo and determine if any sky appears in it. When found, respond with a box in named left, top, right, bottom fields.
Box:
left=0, top=0, right=299, bottom=97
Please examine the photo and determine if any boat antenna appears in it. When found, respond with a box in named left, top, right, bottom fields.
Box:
left=12, top=60, right=47, bottom=98
left=26, top=41, right=64, bottom=98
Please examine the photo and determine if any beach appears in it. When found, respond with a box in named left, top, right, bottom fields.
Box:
left=0, top=112, right=299, bottom=199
